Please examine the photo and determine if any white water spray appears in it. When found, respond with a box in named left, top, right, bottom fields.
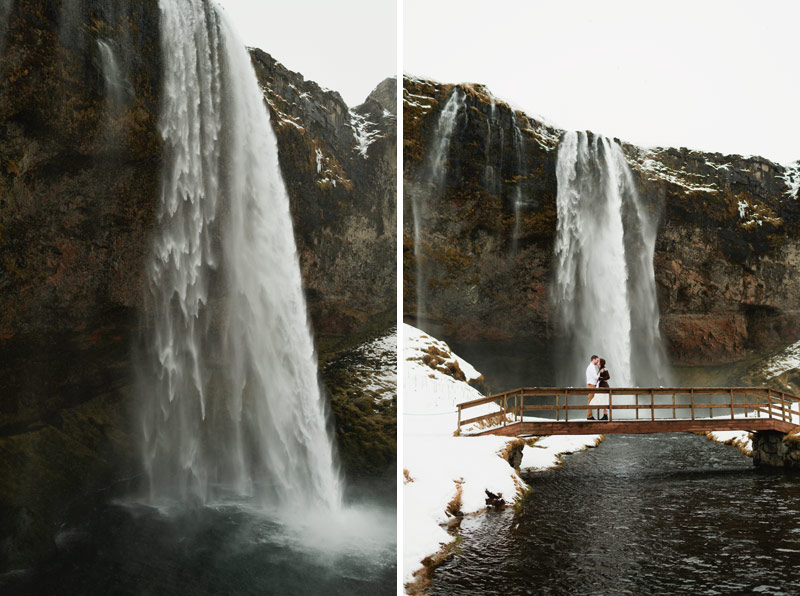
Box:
left=140, top=0, right=341, bottom=513
left=412, top=87, right=465, bottom=326
left=553, top=131, right=671, bottom=389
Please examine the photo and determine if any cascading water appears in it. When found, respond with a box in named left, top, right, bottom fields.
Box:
left=139, top=0, right=341, bottom=513
left=510, top=113, right=525, bottom=255
left=553, top=131, right=671, bottom=391
left=97, top=39, right=129, bottom=108
left=412, top=87, right=465, bottom=327
left=483, top=96, right=499, bottom=193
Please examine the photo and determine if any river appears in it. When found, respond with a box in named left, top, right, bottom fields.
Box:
left=431, top=433, right=800, bottom=595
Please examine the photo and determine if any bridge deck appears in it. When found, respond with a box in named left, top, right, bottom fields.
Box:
left=475, top=417, right=798, bottom=437
left=458, top=387, right=800, bottom=437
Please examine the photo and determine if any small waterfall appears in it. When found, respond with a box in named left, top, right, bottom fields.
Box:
left=139, top=0, right=341, bottom=513
left=510, top=113, right=525, bottom=255
left=553, top=131, right=671, bottom=390
left=412, top=87, right=465, bottom=327
left=483, top=96, right=498, bottom=192
left=97, top=39, right=132, bottom=109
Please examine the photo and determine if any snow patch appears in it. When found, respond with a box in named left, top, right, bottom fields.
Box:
left=403, top=324, right=600, bottom=587
left=779, top=162, right=800, bottom=199
left=637, top=150, right=719, bottom=194
left=761, top=340, right=800, bottom=383
left=315, top=147, right=323, bottom=174
left=349, top=108, right=381, bottom=158
left=352, top=328, right=396, bottom=400
left=736, top=198, right=782, bottom=228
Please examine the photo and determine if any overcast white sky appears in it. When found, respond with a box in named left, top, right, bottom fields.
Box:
left=405, top=0, right=800, bottom=164
left=216, top=0, right=396, bottom=108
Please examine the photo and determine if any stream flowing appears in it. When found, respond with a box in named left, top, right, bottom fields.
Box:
left=431, top=434, right=800, bottom=595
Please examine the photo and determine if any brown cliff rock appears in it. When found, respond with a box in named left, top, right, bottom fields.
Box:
left=404, top=75, right=800, bottom=367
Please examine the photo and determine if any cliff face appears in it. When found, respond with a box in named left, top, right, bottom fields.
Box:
left=0, top=3, right=395, bottom=569
left=251, top=50, right=397, bottom=353
left=403, top=75, right=800, bottom=367
left=0, top=0, right=162, bottom=568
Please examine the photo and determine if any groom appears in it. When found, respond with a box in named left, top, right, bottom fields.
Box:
left=585, top=354, right=600, bottom=420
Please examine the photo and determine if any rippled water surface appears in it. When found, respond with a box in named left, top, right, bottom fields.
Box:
left=432, top=434, right=800, bottom=595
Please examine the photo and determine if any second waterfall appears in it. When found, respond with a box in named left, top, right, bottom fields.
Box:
left=553, top=131, right=671, bottom=389
left=138, top=0, right=341, bottom=512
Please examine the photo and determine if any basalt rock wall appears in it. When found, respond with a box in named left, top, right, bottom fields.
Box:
left=403, top=75, right=800, bottom=366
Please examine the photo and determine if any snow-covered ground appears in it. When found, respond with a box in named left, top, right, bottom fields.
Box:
left=403, top=324, right=600, bottom=589
left=352, top=328, right=396, bottom=403
left=707, top=429, right=753, bottom=456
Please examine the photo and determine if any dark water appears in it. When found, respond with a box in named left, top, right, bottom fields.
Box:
left=447, top=339, right=556, bottom=392
left=1, top=500, right=396, bottom=596
left=431, top=434, right=800, bottom=595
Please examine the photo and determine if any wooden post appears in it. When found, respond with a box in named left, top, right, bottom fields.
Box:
left=565, top=391, right=569, bottom=423
left=709, top=392, right=713, bottom=420
left=781, top=392, right=787, bottom=422
left=767, top=390, right=773, bottom=419
left=503, top=394, right=508, bottom=427
left=457, top=405, right=461, bottom=433
left=635, top=392, right=639, bottom=420
left=672, top=393, right=676, bottom=420
left=690, top=389, right=695, bottom=421
left=650, top=390, right=655, bottom=421
left=609, top=389, right=613, bottom=422
left=729, top=389, right=735, bottom=420
left=556, top=393, right=560, bottom=422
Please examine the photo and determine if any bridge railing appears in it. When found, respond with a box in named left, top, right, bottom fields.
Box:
left=456, top=387, right=800, bottom=434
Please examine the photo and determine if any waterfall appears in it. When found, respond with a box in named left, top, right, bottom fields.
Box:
left=139, top=0, right=341, bottom=513
left=553, top=131, right=671, bottom=390
left=483, top=96, right=498, bottom=193
left=510, top=113, right=525, bottom=255
left=412, top=87, right=465, bottom=327
left=97, top=39, right=132, bottom=109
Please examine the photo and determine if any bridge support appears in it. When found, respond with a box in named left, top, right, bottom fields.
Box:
left=752, top=431, right=800, bottom=469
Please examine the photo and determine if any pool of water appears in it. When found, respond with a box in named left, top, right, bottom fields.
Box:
left=1, top=499, right=396, bottom=596
left=431, top=433, right=800, bottom=595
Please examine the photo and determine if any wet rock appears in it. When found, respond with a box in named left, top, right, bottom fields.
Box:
left=485, top=489, right=506, bottom=509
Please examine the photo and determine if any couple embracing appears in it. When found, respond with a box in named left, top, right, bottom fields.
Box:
left=585, top=354, right=611, bottom=421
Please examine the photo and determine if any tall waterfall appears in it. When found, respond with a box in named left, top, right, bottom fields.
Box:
left=553, top=131, right=671, bottom=389
left=139, top=0, right=341, bottom=512
left=483, top=96, right=499, bottom=193
left=510, top=113, right=525, bottom=255
left=412, top=87, right=465, bottom=327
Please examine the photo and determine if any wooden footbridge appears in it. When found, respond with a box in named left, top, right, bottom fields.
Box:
left=457, top=387, right=800, bottom=437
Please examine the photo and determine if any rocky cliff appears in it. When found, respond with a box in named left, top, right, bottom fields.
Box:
left=403, top=75, right=800, bottom=369
left=249, top=50, right=397, bottom=483
left=251, top=50, right=396, bottom=354
left=0, top=0, right=162, bottom=569
left=0, top=1, right=395, bottom=570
